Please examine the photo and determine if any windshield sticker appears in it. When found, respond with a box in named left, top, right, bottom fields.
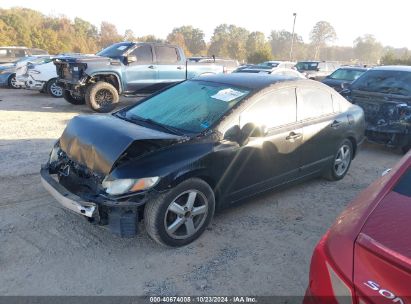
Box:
left=117, top=46, right=128, bottom=51
left=211, top=88, right=246, bottom=102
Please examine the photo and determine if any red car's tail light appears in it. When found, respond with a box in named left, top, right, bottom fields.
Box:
left=305, top=232, right=355, bottom=304
left=326, top=263, right=353, bottom=304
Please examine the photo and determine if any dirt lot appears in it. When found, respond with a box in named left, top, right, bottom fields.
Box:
left=0, top=88, right=402, bottom=296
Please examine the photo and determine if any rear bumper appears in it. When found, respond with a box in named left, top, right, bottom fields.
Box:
left=40, top=165, right=144, bottom=237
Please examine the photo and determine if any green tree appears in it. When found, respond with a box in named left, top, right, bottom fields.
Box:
left=353, top=34, right=383, bottom=64
left=167, top=26, right=206, bottom=55
left=208, top=24, right=249, bottom=61
left=99, top=21, right=122, bottom=48
left=269, top=30, right=304, bottom=60
left=245, top=31, right=272, bottom=63
left=309, top=21, right=337, bottom=59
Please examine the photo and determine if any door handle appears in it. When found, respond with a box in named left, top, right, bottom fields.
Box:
left=177, top=66, right=183, bottom=70
left=331, top=120, right=342, bottom=128
left=286, top=132, right=302, bottom=141
left=148, top=65, right=155, bottom=69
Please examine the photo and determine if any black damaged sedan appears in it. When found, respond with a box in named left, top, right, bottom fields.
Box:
left=41, top=74, right=365, bottom=246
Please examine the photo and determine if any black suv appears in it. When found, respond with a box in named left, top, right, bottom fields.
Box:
left=342, top=66, right=411, bottom=153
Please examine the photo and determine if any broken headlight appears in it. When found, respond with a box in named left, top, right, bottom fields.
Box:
left=102, top=176, right=159, bottom=195
left=49, top=143, right=61, bottom=163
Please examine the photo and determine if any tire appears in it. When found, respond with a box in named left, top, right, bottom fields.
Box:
left=323, top=139, right=353, bottom=181
left=46, top=78, right=63, bottom=98
left=85, top=81, right=119, bottom=113
left=63, top=90, right=85, bottom=105
left=8, top=74, right=19, bottom=89
left=144, top=178, right=215, bottom=247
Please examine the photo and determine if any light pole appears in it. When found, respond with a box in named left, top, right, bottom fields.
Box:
left=289, top=13, right=297, bottom=61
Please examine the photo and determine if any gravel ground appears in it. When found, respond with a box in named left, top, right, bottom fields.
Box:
left=0, top=88, right=402, bottom=296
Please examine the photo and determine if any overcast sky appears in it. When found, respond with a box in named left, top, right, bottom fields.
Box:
left=1, top=0, right=410, bottom=49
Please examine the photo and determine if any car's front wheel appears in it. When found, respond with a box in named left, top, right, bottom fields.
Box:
left=46, top=78, right=63, bottom=98
left=63, top=90, right=85, bottom=105
left=144, top=178, right=215, bottom=247
left=324, top=139, right=353, bottom=181
left=8, top=74, right=19, bottom=89
left=85, top=81, right=119, bottom=113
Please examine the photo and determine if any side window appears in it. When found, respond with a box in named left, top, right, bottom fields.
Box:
left=240, top=88, right=297, bottom=130
left=130, top=45, right=153, bottom=64
left=12, top=49, right=26, bottom=58
left=155, top=46, right=180, bottom=63
left=297, top=87, right=334, bottom=120
left=0, top=49, right=7, bottom=58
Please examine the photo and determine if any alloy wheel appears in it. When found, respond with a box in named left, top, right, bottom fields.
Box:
left=10, top=76, right=19, bottom=89
left=164, top=190, right=209, bottom=240
left=334, top=144, right=351, bottom=176
left=50, top=82, right=63, bottom=97
left=95, top=89, right=114, bottom=107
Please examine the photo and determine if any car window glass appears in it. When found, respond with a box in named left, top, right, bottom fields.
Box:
left=130, top=45, right=153, bottom=63
left=0, top=49, right=7, bottom=58
left=393, top=168, right=411, bottom=197
left=240, top=88, right=297, bottom=129
left=155, top=46, right=179, bottom=63
left=12, top=49, right=26, bottom=57
left=297, top=87, right=333, bottom=120
left=126, top=80, right=250, bottom=133
left=351, top=70, right=411, bottom=96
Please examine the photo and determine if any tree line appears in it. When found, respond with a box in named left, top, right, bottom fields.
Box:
left=1, top=7, right=409, bottom=64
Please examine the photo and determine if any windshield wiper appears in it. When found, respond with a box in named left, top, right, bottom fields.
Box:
left=126, top=114, right=185, bottom=135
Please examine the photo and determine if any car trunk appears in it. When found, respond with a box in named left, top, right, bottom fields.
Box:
left=353, top=169, right=411, bottom=302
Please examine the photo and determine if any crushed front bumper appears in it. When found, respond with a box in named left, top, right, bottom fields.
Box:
left=40, top=165, right=146, bottom=237
left=40, top=166, right=98, bottom=218
left=365, top=123, right=410, bottom=147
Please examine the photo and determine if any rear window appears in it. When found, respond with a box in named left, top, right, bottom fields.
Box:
left=393, top=168, right=411, bottom=197
left=352, top=69, right=411, bottom=96
left=296, top=62, right=319, bottom=71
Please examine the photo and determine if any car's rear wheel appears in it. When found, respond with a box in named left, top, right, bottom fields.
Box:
left=144, top=178, right=215, bottom=247
left=324, top=139, right=353, bottom=181
left=63, top=90, right=85, bottom=105
left=8, top=74, right=19, bottom=89
left=85, top=81, right=119, bottom=113
left=46, top=78, right=63, bottom=98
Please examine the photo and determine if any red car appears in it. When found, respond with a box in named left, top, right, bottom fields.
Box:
left=305, top=151, right=411, bottom=304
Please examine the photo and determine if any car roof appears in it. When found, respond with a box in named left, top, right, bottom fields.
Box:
left=372, top=65, right=411, bottom=72
left=337, top=66, right=368, bottom=71
left=194, top=73, right=300, bottom=90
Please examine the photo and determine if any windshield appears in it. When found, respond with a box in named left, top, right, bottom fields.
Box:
left=351, top=70, right=411, bottom=96
left=124, top=80, right=251, bottom=133
left=261, top=62, right=279, bottom=68
left=97, top=42, right=134, bottom=58
left=295, top=62, right=319, bottom=71
left=329, top=68, right=365, bottom=81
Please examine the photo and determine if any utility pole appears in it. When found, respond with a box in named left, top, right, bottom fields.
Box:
left=289, top=13, right=297, bottom=61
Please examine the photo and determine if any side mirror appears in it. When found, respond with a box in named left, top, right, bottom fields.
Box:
left=127, top=55, right=137, bottom=64
left=341, top=82, right=351, bottom=90
left=223, top=125, right=242, bottom=143
left=241, top=122, right=267, bottom=138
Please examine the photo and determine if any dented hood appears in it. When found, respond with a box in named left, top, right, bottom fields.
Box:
left=59, top=115, right=182, bottom=175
